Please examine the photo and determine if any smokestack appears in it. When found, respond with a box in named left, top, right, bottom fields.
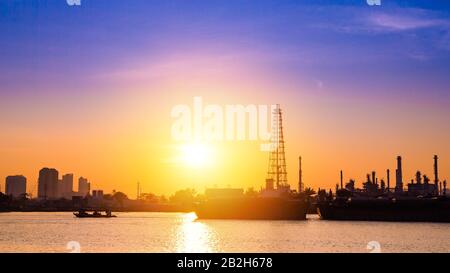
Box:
left=372, top=171, right=376, bottom=185
left=395, top=156, right=403, bottom=193
left=340, top=170, right=343, bottom=189
left=298, top=156, right=302, bottom=193
left=387, top=169, right=390, bottom=191
left=434, top=155, right=439, bottom=185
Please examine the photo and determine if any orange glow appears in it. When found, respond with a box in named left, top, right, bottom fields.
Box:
left=1, top=53, right=450, bottom=197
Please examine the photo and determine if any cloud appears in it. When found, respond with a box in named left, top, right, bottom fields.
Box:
left=309, top=6, right=450, bottom=37
left=368, top=13, right=448, bottom=31
left=366, top=10, right=450, bottom=54
left=406, top=52, right=431, bottom=61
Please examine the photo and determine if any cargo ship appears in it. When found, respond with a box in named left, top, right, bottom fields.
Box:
left=317, top=196, right=450, bottom=222
left=195, top=187, right=307, bottom=220
left=317, top=155, right=450, bottom=222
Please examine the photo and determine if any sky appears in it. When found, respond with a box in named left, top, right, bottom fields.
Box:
left=1, top=0, right=450, bottom=197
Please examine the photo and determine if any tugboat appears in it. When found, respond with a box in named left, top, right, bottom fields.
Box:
left=73, top=209, right=116, bottom=218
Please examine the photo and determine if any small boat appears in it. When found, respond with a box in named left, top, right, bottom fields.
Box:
left=73, top=209, right=117, bottom=218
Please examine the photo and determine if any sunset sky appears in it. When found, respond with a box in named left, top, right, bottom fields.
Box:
left=1, top=0, right=450, bottom=197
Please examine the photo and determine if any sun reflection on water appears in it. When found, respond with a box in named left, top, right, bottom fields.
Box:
left=175, top=213, right=218, bottom=253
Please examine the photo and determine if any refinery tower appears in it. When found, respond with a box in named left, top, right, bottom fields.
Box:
left=263, top=104, right=291, bottom=197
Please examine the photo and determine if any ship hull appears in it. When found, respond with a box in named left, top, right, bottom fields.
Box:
left=317, top=198, right=450, bottom=222
left=195, top=197, right=307, bottom=220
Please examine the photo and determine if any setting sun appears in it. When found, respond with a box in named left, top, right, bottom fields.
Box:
left=180, top=143, right=214, bottom=168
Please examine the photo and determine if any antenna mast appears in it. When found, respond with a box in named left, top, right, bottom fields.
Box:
left=267, top=104, right=288, bottom=190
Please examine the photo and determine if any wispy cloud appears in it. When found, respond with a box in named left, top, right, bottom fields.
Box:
left=406, top=52, right=431, bottom=61
left=368, top=12, right=449, bottom=31
left=366, top=9, right=450, bottom=55
left=310, top=6, right=449, bottom=35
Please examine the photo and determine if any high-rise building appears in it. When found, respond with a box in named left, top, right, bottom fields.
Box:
left=92, top=190, right=104, bottom=199
left=57, top=178, right=63, bottom=198
left=38, top=168, right=59, bottom=199
left=61, top=173, right=74, bottom=199
left=5, top=175, right=27, bottom=198
left=78, top=177, right=90, bottom=197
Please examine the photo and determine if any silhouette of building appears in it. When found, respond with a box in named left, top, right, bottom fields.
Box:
left=92, top=190, right=104, bottom=199
left=407, top=171, right=437, bottom=196
left=407, top=155, right=440, bottom=196
left=362, top=172, right=380, bottom=193
left=337, top=155, right=445, bottom=198
left=5, top=175, right=26, bottom=198
left=60, top=173, right=74, bottom=199
left=38, top=168, right=59, bottom=199
left=345, top=179, right=355, bottom=192
left=78, top=177, right=90, bottom=197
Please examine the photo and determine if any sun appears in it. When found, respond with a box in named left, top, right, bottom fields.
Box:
left=179, top=142, right=214, bottom=168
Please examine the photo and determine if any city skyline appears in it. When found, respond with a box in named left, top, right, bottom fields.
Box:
left=1, top=0, right=450, bottom=196
left=1, top=152, right=449, bottom=199
left=1, top=170, right=94, bottom=198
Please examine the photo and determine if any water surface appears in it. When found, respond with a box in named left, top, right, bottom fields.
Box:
left=0, top=212, right=448, bottom=253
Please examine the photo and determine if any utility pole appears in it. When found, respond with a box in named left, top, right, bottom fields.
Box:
left=298, top=156, right=303, bottom=193
left=137, top=181, right=140, bottom=200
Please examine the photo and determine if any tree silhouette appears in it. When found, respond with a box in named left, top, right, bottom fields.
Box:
left=112, top=192, right=128, bottom=207
left=303, top=187, right=316, bottom=196
left=245, top=187, right=258, bottom=197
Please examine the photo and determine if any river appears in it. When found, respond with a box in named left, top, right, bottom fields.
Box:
left=0, top=212, right=448, bottom=253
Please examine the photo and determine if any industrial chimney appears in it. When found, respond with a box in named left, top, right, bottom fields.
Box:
left=434, top=155, right=439, bottom=184
left=387, top=169, right=390, bottom=191
left=340, top=170, right=343, bottom=189
left=395, top=156, right=403, bottom=193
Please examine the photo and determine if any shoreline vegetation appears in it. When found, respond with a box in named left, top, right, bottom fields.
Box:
left=0, top=202, right=195, bottom=213
left=0, top=188, right=318, bottom=214
left=0, top=189, right=198, bottom=213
